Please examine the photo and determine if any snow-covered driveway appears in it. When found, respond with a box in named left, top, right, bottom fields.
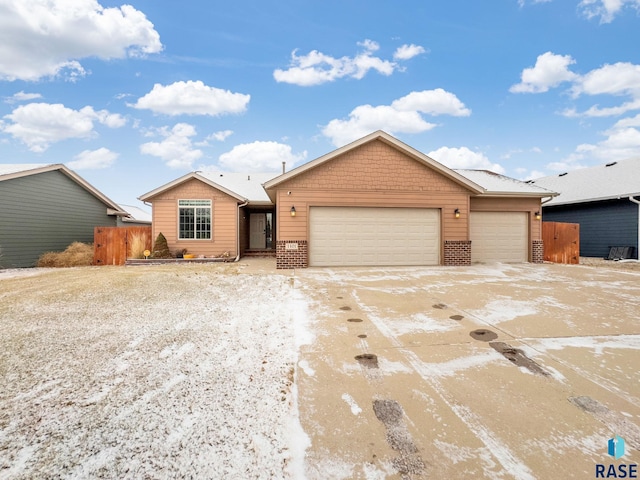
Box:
left=0, top=263, right=309, bottom=479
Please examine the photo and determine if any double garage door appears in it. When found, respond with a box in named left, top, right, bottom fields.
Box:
left=470, top=211, right=528, bottom=263
left=309, top=207, right=440, bottom=267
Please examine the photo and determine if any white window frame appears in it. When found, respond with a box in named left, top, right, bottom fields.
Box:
left=178, top=199, right=212, bottom=240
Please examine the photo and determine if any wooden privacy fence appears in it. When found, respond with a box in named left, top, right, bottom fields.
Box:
left=542, top=222, right=580, bottom=264
left=94, top=226, right=152, bottom=266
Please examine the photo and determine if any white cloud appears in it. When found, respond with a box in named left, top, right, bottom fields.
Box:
left=140, top=123, right=203, bottom=169
left=518, top=0, right=552, bottom=6
left=510, top=52, right=578, bottom=93
left=4, top=91, right=43, bottom=104
left=67, top=147, right=118, bottom=169
left=578, top=0, right=640, bottom=23
left=209, top=130, right=234, bottom=142
left=218, top=141, right=307, bottom=172
left=427, top=146, right=506, bottom=174
left=393, top=44, right=426, bottom=61
left=323, top=105, right=437, bottom=147
left=554, top=114, right=640, bottom=168
left=0, top=0, right=162, bottom=81
left=392, top=89, right=471, bottom=116
left=322, top=89, right=470, bottom=147
left=558, top=62, right=640, bottom=117
left=132, top=81, right=250, bottom=116
left=2, top=103, right=126, bottom=152
left=515, top=167, right=546, bottom=180
left=563, top=99, right=640, bottom=118
left=274, top=40, right=423, bottom=86
left=572, top=62, right=640, bottom=97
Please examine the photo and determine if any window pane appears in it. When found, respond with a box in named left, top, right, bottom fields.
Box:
left=179, top=208, right=195, bottom=239
left=195, top=207, right=211, bottom=239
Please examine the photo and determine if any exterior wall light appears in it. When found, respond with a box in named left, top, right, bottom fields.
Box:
left=535, top=211, right=541, bottom=220
left=290, top=206, right=296, bottom=217
left=454, top=208, right=460, bottom=219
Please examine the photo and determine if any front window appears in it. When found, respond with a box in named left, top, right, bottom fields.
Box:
left=179, top=200, right=211, bottom=239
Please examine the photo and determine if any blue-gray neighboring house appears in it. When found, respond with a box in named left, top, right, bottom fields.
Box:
left=530, top=157, right=640, bottom=259
left=0, top=164, right=129, bottom=268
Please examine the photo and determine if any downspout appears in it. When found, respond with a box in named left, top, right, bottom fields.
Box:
left=629, top=196, right=640, bottom=260
left=234, top=200, right=249, bottom=262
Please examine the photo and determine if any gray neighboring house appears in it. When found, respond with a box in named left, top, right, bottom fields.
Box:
left=531, top=157, right=640, bottom=259
left=0, top=164, right=128, bottom=268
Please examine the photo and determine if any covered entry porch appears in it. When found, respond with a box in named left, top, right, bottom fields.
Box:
left=240, top=206, right=276, bottom=257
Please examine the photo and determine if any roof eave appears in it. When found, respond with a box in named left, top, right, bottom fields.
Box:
left=544, top=192, right=640, bottom=207
left=139, top=172, right=246, bottom=203
left=245, top=200, right=275, bottom=206
left=263, top=130, right=486, bottom=195
left=6, top=163, right=123, bottom=212
left=478, top=191, right=560, bottom=198
left=0, top=164, right=58, bottom=182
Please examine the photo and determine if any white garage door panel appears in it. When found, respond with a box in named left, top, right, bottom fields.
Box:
left=470, top=212, right=528, bottom=263
left=309, top=207, right=440, bottom=266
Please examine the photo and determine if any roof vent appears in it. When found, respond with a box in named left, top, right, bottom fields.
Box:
left=559, top=172, right=568, bottom=177
left=605, top=161, right=617, bottom=167
left=219, top=174, right=223, bottom=177
left=247, top=175, right=250, bottom=181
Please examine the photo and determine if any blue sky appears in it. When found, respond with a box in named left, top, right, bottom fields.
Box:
left=1, top=0, right=639, bottom=208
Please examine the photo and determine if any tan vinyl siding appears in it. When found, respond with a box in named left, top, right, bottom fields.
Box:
left=147, top=178, right=238, bottom=257
left=275, top=140, right=471, bottom=244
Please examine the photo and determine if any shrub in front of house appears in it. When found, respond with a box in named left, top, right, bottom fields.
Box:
left=152, top=232, right=173, bottom=259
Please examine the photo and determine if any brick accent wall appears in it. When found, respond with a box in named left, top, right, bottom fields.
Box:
left=276, top=240, right=308, bottom=269
left=532, top=240, right=544, bottom=264
left=444, top=240, right=471, bottom=266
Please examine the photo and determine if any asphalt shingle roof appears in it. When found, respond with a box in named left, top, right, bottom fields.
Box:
left=198, top=171, right=277, bottom=203
left=455, top=169, right=557, bottom=196
left=530, top=157, right=640, bottom=206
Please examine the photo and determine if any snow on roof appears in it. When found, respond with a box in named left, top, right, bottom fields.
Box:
left=455, top=169, right=557, bottom=197
left=0, top=163, right=50, bottom=178
left=198, top=171, right=278, bottom=203
left=530, top=157, right=640, bottom=206
left=118, top=204, right=152, bottom=223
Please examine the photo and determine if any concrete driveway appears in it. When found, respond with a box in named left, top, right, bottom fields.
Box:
left=292, top=263, right=640, bottom=479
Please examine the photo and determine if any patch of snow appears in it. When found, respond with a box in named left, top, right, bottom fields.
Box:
left=0, top=268, right=312, bottom=479
left=341, top=393, right=362, bottom=416
left=530, top=335, right=640, bottom=355
left=420, top=351, right=504, bottom=377
left=298, top=359, right=315, bottom=377
left=466, top=297, right=537, bottom=324
left=383, top=313, right=458, bottom=336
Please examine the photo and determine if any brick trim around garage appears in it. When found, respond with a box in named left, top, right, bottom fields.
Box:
left=276, top=240, right=308, bottom=269
left=532, top=240, right=544, bottom=264
left=444, top=240, right=472, bottom=266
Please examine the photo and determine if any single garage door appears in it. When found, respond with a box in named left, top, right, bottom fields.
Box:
left=309, top=207, right=440, bottom=266
left=470, top=211, right=528, bottom=263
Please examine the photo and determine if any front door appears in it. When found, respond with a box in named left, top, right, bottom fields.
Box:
left=249, top=213, right=266, bottom=249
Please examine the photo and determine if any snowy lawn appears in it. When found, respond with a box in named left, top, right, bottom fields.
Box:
left=0, top=264, right=310, bottom=479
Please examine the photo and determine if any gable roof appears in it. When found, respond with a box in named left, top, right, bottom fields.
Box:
left=455, top=169, right=557, bottom=197
left=263, top=130, right=486, bottom=200
left=139, top=171, right=276, bottom=204
left=530, top=157, right=640, bottom=206
left=0, top=163, right=126, bottom=215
